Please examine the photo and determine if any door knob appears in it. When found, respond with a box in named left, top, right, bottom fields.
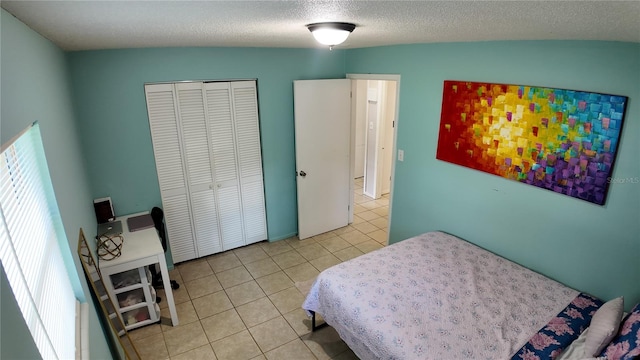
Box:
left=299, top=170, right=307, bottom=177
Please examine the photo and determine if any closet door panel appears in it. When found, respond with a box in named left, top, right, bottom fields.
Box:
left=175, top=83, right=213, bottom=187
left=205, top=83, right=238, bottom=183
left=175, top=83, right=220, bottom=257
left=216, top=185, right=244, bottom=250
left=240, top=180, right=267, bottom=243
left=146, top=88, right=186, bottom=193
left=205, top=83, right=245, bottom=249
left=145, top=84, right=195, bottom=262
left=231, top=81, right=267, bottom=242
left=162, top=195, right=196, bottom=263
left=191, top=192, right=222, bottom=256
left=232, top=82, right=263, bottom=177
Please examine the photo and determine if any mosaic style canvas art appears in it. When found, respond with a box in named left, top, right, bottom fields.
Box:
left=436, top=80, right=627, bottom=205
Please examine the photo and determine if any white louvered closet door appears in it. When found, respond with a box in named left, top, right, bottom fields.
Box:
left=145, top=84, right=196, bottom=263
left=205, top=82, right=245, bottom=250
left=146, top=80, right=267, bottom=263
left=175, top=82, right=223, bottom=257
left=231, top=81, right=268, bottom=244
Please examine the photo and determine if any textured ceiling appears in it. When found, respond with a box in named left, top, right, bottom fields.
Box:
left=2, top=1, right=639, bottom=51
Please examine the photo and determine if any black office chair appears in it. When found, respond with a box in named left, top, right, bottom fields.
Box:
left=150, top=207, right=179, bottom=292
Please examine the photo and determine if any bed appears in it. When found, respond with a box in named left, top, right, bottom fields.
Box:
left=302, top=231, right=604, bottom=359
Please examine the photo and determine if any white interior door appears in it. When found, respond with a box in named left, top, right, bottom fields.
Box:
left=294, top=79, right=351, bottom=239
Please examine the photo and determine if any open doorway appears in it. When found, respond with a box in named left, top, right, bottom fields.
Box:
left=348, top=74, right=400, bottom=245
left=292, top=75, right=398, bottom=242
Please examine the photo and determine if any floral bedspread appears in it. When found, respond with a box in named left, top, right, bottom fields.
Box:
left=302, top=231, right=580, bottom=360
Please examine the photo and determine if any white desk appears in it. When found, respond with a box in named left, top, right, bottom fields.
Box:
left=98, top=212, right=179, bottom=328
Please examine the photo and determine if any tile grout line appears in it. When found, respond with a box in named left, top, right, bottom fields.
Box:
left=132, top=181, right=389, bottom=359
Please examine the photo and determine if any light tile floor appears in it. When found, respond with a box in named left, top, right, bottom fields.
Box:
left=130, top=178, right=389, bottom=359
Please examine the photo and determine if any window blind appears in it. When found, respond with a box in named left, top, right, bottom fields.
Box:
left=0, top=123, right=77, bottom=360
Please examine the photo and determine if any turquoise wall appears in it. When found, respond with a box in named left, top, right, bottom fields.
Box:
left=346, top=41, right=640, bottom=309
left=67, top=48, right=346, bottom=249
left=1, top=9, right=111, bottom=359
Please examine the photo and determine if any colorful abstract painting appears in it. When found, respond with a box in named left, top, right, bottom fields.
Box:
left=436, top=80, right=627, bottom=205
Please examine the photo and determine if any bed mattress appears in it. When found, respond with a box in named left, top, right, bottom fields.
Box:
left=303, top=231, right=580, bottom=359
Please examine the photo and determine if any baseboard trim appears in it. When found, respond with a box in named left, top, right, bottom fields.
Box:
left=268, top=232, right=297, bottom=242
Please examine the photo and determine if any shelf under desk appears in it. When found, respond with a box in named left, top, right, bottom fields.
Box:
left=98, top=212, right=179, bottom=328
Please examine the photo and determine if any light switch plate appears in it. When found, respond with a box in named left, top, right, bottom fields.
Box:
left=398, top=149, right=404, bottom=161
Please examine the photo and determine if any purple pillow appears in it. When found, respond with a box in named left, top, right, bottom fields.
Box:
left=599, top=302, right=640, bottom=360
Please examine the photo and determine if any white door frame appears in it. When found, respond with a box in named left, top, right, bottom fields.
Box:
left=346, top=74, right=400, bottom=243
left=380, top=81, right=396, bottom=195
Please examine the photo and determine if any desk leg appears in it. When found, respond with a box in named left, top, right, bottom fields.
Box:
left=157, top=256, right=179, bottom=326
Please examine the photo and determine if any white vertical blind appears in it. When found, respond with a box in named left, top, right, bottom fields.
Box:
left=0, top=123, right=77, bottom=360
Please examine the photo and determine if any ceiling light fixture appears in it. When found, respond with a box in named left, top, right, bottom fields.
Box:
left=306, top=22, right=356, bottom=50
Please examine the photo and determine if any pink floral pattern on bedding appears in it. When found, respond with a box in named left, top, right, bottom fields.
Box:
left=600, top=303, right=640, bottom=360
left=530, top=333, right=562, bottom=350
left=512, top=293, right=603, bottom=360
left=546, top=318, right=573, bottom=336
left=302, top=231, right=579, bottom=360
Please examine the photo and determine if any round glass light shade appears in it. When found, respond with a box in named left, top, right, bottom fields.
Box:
left=311, top=28, right=351, bottom=46
left=307, top=22, right=356, bottom=47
